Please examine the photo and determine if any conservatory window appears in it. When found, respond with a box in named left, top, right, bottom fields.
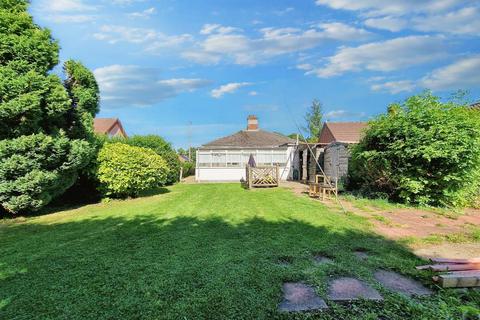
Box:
left=272, top=152, right=287, bottom=166
left=197, top=152, right=211, bottom=167
left=227, top=153, right=242, bottom=167
left=211, top=152, right=227, bottom=167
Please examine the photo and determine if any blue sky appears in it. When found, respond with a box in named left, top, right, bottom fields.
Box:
left=30, top=0, right=480, bottom=148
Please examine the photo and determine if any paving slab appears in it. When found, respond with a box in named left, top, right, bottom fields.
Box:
left=374, top=270, right=432, bottom=297
left=314, top=255, right=333, bottom=265
left=327, top=277, right=383, bottom=301
left=354, top=251, right=369, bottom=260
left=278, top=282, right=328, bottom=312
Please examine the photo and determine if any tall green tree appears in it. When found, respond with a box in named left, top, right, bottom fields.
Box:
left=0, top=0, right=99, bottom=214
left=303, top=99, right=323, bottom=142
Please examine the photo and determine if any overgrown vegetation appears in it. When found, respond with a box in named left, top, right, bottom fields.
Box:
left=122, top=135, right=181, bottom=185
left=1, top=184, right=478, bottom=319
left=0, top=0, right=99, bottom=214
left=97, top=143, right=169, bottom=198
left=348, top=93, right=480, bottom=208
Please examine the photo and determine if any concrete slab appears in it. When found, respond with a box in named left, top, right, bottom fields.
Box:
left=374, top=270, right=432, bottom=297
left=314, top=255, right=333, bottom=265
left=327, top=277, right=383, bottom=301
left=278, top=282, right=328, bottom=312
left=354, top=251, right=369, bottom=260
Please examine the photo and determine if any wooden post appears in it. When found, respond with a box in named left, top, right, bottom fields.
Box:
left=276, top=165, right=279, bottom=186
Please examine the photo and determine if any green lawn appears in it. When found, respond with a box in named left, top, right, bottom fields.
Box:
left=1, top=184, right=478, bottom=319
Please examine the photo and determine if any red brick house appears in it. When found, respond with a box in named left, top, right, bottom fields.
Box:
left=93, top=118, right=127, bottom=138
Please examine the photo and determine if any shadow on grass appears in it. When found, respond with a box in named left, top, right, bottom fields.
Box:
left=0, top=215, right=475, bottom=319
left=0, top=187, right=171, bottom=220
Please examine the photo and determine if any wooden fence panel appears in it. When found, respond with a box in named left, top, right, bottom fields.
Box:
left=246, top=165, right=279, bottom=188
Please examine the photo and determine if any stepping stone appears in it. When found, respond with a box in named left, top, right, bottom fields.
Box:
left=278, top=282, right=328, bottom=312
left=354, top=251, right=369, bottom=260
left=313, top=255, right=333, bottom=265
left=327, top=277, right=383, bottom=301
left=374, top=270, right=432, bottom=297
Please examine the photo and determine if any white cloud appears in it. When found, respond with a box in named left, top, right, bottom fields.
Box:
left=371, top=80, right=416, bottom=94
left=181, top=51, right=221, bottom=64
left=325, top=109, right=366, bottom=120
left=317, top=22, right=372, bottom=41
left=412, top=6, right=480, bottom=35
left=185, top=22, right=372, bottom=65
left=315, top=0, right=464, bottom=17
left=47, top=14, right=95, bottom=23
left=94, top=25, right=157, bottom=43
left=93, top=65, right=210, bottom=107
left=108, top=0, right=146, bottom=5
left=50, top=0, right=97, bottom=12
left=128, top=7, right=156, bottom=19
left=93, top=25, right=192, bottom=51
left=317, top=0, right=479, bottom=35
left=364, top=16, right=407, bottom=32
left=200, top=24, right=240, bottom=35
left=308, top=35, right=446, bottom=78
left=36, top=0, right=98, bottom=24
left=274, top=7, right=294, bottom=16
left=421, top=55, right=480, bottom=90
left=248, top=91, right=258, bottom=96
left=296, top=63, right=314, bottom=71
left=210, top=82, right=253, bottom=98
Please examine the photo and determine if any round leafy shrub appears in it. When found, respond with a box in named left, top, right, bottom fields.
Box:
left=122, top=135, right=181, bottom=185
left=97, top=143, right=169, bottom=198
left=348, top=93, right=480, bottom=207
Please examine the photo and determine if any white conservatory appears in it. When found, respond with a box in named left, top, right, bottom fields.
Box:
left=195, top=115, right=299, bottom=182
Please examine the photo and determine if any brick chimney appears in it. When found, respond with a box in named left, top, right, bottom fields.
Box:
left=246, top=115, right=259, bottom=131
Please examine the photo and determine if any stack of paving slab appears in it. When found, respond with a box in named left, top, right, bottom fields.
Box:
left=416, top=257, right=480, bottom=288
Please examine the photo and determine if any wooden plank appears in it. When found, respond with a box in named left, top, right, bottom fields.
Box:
left=431, top=257, right=480, bottom=264
left=438, top=272, right=480, bottom=288
left=443, top=270, right=480, bottom=276
left=429, top=264, right=480, bottom=272
left=416, top=265, right=432, bottom=270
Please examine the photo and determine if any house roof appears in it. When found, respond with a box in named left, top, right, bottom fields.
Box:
left=319, top=122, right=368, bottom=144
left=93, top=118, right=127, bottom=137
left=178, top=154, right=191, bottom=162
left=200, top=130, right=296, bottom=149
left=471, top=102, right=480, bottom=109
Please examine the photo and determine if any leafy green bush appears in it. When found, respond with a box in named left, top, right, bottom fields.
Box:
left=348, top=93, right=480, bottom=207
left=0, top=1, right=99, bottom=214
left=121, top=135, right=181, bottom=185
left=181, top=161, right=195, bottom=177
left=97, top=143, right=169, bottom=198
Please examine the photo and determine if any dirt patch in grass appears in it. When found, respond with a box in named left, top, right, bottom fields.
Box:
left=284, top=185, right=480, bottom=261
left=413, top=242, right=480, bottom=259
left=313, top=195, right=480, bottom=241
